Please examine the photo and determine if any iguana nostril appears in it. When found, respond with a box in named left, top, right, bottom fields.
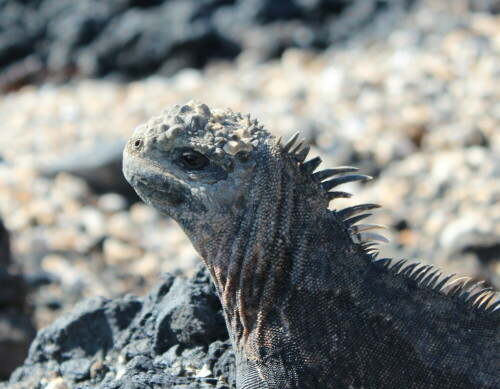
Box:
left=134, top=139, right=143, bottom=148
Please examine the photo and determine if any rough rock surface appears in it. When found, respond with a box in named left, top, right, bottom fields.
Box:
left=0, top=217, right=35, bottom=381
left=0, top=217, right=10, bottom=268
left=3, top=265, right=235, bottom=389
left=0, top=0, right=412, bottom=91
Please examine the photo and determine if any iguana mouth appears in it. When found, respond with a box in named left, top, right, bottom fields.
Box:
left=123, top=152, right=187, bottom=207
left=135, top=178, right=186, bottom=207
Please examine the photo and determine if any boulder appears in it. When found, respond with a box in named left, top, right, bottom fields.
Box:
left=4, top=265, right=235, bottom=388
left=0, top=217, right=36, bottom=381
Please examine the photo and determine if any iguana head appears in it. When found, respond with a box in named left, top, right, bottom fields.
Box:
left=123, top=102, right=288, bottom=245
left=124, top=101, right=379, bottom=256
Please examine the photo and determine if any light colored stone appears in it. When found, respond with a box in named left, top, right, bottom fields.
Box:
left=45, top=377, right=69, bottom=389
left=103, top=238, right=143, bottom=265
left=131, top=253, right=161, bottom=277
left=107, top=212, right=138, bottom=242
left=97, top=193, right=128, bottom=213
left=80, top=206, right=106, bottom=238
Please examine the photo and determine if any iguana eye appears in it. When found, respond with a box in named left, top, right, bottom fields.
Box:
left=180, top=150, right=210, bottom=170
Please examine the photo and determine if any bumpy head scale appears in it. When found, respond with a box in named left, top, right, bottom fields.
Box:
left=137, top=101, right=270, bottom=168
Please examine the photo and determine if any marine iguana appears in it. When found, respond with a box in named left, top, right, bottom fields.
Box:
left=123, top=101, right=500, bottom=389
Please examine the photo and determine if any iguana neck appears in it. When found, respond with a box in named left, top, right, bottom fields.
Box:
left=177, top=151, right=366, bottom=353
left=176, top=149, right=499, bottom=388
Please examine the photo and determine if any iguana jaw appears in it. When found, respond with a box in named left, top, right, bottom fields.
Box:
left=122, top=152, right=189, bottom=212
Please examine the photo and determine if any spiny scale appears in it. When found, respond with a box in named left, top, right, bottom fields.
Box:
left=290, top=138, right=305, bottom=156
left=361, top=242, right=379, bottom=251
left=469, top=287, right=492, bottom=307
left=327, top=191, right=352, bottom=200
left=466, top=281, right=485, bottom=295
left=486, top=299, right=500, bottom=312
left=434, top=273, right=457, bottom=293
left=410, top=264, right=430, bottom=278
left=401, top=263, right=419, bottom=277
left=390, top=259, right=408, bottom=274
left=474, top=293, right=491, bottom=309
left=278, top=130, right=500, bottom=313
left=468, top=284, right=489, bottom=299
left=371, top=257, right=498, bottom=313
left=342, top=213, right=373, bottom=228
left=404, top=263, right=424, bottom=280
left=300, top=157, right=322, bottom=174
left=477, top=293, right=496, bottom=310
left=413, top=265, right=433, bottom=283
left=443, top=276, right=469, bottom=295
left=280, top=131, right=386, bottom=251
left=336, top=204, right=381, bottom=221
left=423, top=269, right=442, bottom=288
left=349, top=224, right=386, bottom=233
left=450, top=278, right=472, bottom=299
left=321, top=175, right=371, bottom=191
left=312, top=167, right=359, bottom=182
left=352, top=232, right=389, bottom=244
left=282, top=132, right=300, bottom=152
left=373, top=257, right=392, bottom=268
left=294, top=146, right=310, bottom=163
left=458, top=281, right=483, bottom=304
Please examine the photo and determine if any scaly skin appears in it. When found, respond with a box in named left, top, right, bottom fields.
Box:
left=123, top=101, right=499, bottom=389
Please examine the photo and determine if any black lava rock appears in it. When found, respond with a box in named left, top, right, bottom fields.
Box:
left=0, top=217, right=36, bottom=381
left=456, top=232, right=500, bottom=266
left=0, top=0, right=415, bottom=91
left=0, top=217, right=10, bottom=268
left=3, top=264, right=235, bottom=389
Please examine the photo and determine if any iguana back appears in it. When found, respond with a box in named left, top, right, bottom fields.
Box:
left=123, top=101, right=499, bottom=389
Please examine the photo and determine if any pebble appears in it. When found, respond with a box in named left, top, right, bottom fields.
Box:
left=97, top=193, right=128, bottom=213
left=80, top=207, right=106, bottom=238
left=439, top=215, right=486, bottom=250
left=103, top=238, right=143, bottom=265
left=45, top=377, right=69, bottom=389
left=106, top=212, right=138, bottom=242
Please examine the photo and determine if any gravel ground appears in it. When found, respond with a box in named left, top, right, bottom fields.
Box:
left=0, top=0, right=499, bottom=336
